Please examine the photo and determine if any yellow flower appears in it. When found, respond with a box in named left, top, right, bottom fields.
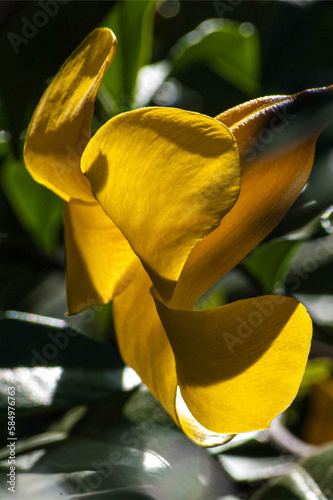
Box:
left=24, top=28, right=331, bottom=446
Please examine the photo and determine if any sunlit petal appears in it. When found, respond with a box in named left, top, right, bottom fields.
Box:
left=64, top=200, right=139, bottom=314
left=24, top=28, right=117, bottom=202
left=175, top=386, right=235, bottom=447
left=82, top=107, right=240, bottom=301
left=114, top=266, right=239, bottom=446
left=113, top=265, right=178, bottom=421
left=155, top=294, right=312, bottom=434
left=171, top=87, right=333, bottom=309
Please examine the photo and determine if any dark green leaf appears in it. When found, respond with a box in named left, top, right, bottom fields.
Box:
left=195, top=284, right=226, bottom=311
left=245, top=207, right=333, bottom=293
left=253, top=444, right=333, bottom=499
left=0, top=365, right=139, bottom=412
left=1, top=156, right=62, bottom=253
left=0, top=425, right=236, bottom=499
left=285, top=206, right=333, bottom=242
left=100, top=0, right=157, bottom=112
left=219, top=454, right=293, bottom=483
left=284, top=237, right=333, bottom=296
left=0, top=315, right=133, bottom=412
left=169, top=19, right=261, bottom=96
left=244, top=240, right=301, bottom=293
left=0, top=315, right=122, bottom=369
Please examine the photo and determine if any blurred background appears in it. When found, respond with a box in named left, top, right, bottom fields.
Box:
left=0, top=1, right=333, bottom=498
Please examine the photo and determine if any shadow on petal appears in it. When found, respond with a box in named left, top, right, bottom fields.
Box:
left=155, top=295, right=312, bottom=433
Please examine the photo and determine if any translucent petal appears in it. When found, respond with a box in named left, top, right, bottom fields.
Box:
left=155, top=295, right=312, bottom=434
left=64, top=200, right=139, bottom=314
left=112, top=265, right=178, bottom=421
left=81, top=107, right=240, bottom=301
left=24, top=28, right=117, bottom=202
left=171, top=87, right=333, bottom=309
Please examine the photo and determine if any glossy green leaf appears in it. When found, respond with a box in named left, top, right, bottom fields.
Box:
left=253, top=444, right=333, bottom=499
left=219, top=454, right=294, bottom=482
left=284, top=206, right=333, bottom=242
left=194, top=282, right=227, bottom=311
left=285, top=238, right=333, bottom=296
left=0, top=315, right=141, bottom=412
left=244, top=240, right=301, bottom=293
left=301, top=444, right=333, bottom=495
left=0, top=425, right=236, bottom=499
left=169, top=19, right=261, bottom=95
left=1, top=156, right=62, bottom=253
left=0, top=315, right=123, bottom=369
left=242, top=206, right=333, bottom=294
left=0, top=365, right=141, bottom=412
left=100, top=0, right=157, bottom=112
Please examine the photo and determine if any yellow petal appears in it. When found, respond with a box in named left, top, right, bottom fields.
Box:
left=63, top=200, right=139, bottom=314
left=174, top=386, right=236, bottom=446
left=114, top=266, right=312, bottom=442
left=155, top=294, right=312, bottom=434
left=114, top=265, right=236, bottom=446
left=112, top=265, right=178, bottom=421
left=216, top=95, right=289, bottom=130
left=82, top=107, right=240, bottom=300
left=171, top=87, right=332, bottom=309
left=24, top=28, right=117, bottom=202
